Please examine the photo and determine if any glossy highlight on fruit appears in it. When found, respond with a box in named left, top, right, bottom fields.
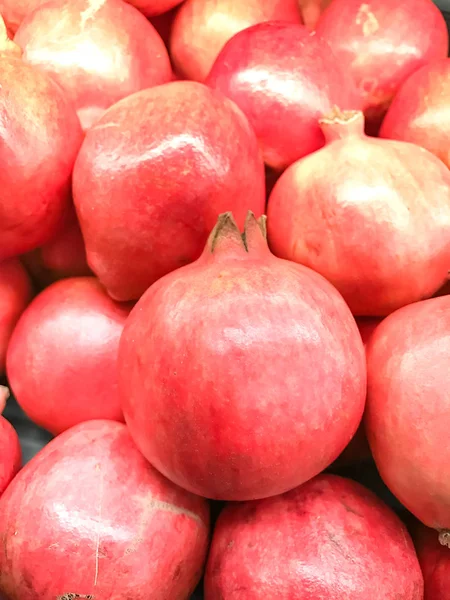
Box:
left=119, top=212, right=366, bottom=500
left=0, top=420, right=210, bottom=600
left=14, top=0, right=173, bottom=130
left=267, top=108, right=450, bottom=316
left=73, top=81, right=266, bottom=301
left=205, top=474, right=423, bottom=599
left=316, top=0, right=449, bottom=133
left=7, top=278, right=131, bottom=434
left=206, top=21, right=360, bottom=171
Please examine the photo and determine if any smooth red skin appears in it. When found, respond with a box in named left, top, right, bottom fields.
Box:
left=334, top=317, right=380, bottom=466
left=73, top=81, right=266, bottom=301
left=14, top=0, right=172, bottom=131
left=0, top=420, right=210, bottom=599
left=0, top=57, right=83, bottom=261
left=171, top=0, right=302, bottom=83
left=204, top=474, right=423, bottom=599
left=206, top=22, right=360, bottom=172
left=0, top=413, right=21, bottom=498
left=119, top=216, right=366, bottom=500
left=413, top=523, right=450, bottom=600
left=22, top=205, right=91, bottom=289
left=267, top=113, right=450, bottom=316
left=0, top=260, right=33, bottom=376
left=365, top=296, right=450, bottom=529
left=380, top=59, right=450, bottom=169
left=6, top=278, right=131, bottom=435
left=316, top=0, right=448, bottom=133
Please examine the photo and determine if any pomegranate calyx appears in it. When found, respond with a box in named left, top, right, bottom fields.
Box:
left=319, top=107, right=365, bottom=143
left=438, top=529, right=450, bottom=548
left=209, top=211, right=268, bottom=256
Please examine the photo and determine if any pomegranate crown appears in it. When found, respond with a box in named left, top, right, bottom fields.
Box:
left=208, top=211, right=268, bottom=255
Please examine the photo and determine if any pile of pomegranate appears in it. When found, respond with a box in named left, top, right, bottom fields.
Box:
left=0, top=0, right=449, bottom=597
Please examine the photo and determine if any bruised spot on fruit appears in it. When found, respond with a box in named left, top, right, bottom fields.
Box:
left=57, top=595, right=95, bottom=600
left=340, top=500, right=363, bottom=517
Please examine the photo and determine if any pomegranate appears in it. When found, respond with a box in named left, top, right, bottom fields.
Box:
left=0, top=420, right=210, bottom=599
left=316, top=0, right=448, bottom=133
left=206, top=21, right=360, bottom=171
left=0, top=259, right=33, bottom=376
left=6, top=277, right=131, bottom=435
left=205, top=474, right=423, bottom=599
left=118, top=212, right=366, bottom=500
left=0, top=387, right=21, bottom=497
left=22, top=204, right=91, bottom=289
left=365, top=295, right=450, bottom=536
left=0, top=57, right=83, bottom=261
left=334, top=317, right=380, bottom=466
left=412, top=522, right=450, bottom=600
left=171, top=0, right=302, bottom=82
left=380, top=59, right=450, bottom=169
left=267, top=108, right=450, bottom=316
left=73, top=81, right=266, bottom=301
left=14, top=0, right=172, bottom=130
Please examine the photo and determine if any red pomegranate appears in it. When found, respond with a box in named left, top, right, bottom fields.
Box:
left=0, top=259, right=33, bottom=376
left=0, top=57, right=83, bottom=261
left=0, top=420, right=210, bottom=599
left=171, top=0, right=302, bottom=82
left=118, top=212, right=366, bottom=500
left=380, top=59, right=450, bottom=169
left=14, top=0, right=172, bottom=130
left=206, top=21, right=360, bottom=171
left=205, top=474, right=423, bottom=599
left=73, top=81, right=266, bottom=301
left=267, top=108, right=450, bottom=316
left=365, top=295, right=450, bottom=536
left=412, top=522, right=450, bottom=600
left=22, top=205, right=91, bottom=289
left=6, top=277, right=131, bottom=435
left=316, top=0, right=448, bottom=133
left=0, top=387, right=21, bottom=498
left=334, top=317, right=380, bottom=466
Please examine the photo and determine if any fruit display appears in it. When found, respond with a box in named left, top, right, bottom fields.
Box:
left=0, top=0, right=449, bottom=597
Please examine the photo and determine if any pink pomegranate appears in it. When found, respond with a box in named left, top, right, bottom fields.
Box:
left=0, top=387, right=21, bottom=497
left=380, top=59, right=450, bottom=169
left=22, top=205, right=91, bottom=289
left=365, top=295, right=450, bottom=536
left=73, top=81, right=266, bottom=301
left=0, top=259, right=33, bottom=375
left=205, top=474, right=424, bottom=599
left=171, top=0, right=302, bottom=82
left=14, top=0, right=172, bottom=130
left=118, top=212, right=366, bottom=500
left=6, top=277, right=131, bottom=435
left=267, top=108, right=450, bottom=316
left=206, top=21, right=360, bottom=171
left=412, top=522, right=450, bottom=600
left=316, top=0, right=448, bottom=133
left=0, top=56, right=83, bottom=261
left=0, top=420, right=210, bottom=599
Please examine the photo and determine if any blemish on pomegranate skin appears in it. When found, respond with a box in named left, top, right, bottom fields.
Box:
left=57, top=594, right=95, bottom=600
left=356, top=4, right=379, bottom=36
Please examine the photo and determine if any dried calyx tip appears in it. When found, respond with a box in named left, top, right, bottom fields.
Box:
left=320, top=105, right=361, bottom=125
left=439, top=530, right=450, bottom=548
left=210, top=211, right=267, bottom=253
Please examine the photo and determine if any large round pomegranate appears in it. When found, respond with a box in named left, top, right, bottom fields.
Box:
left=0, top=387, right=21, bottom=498
left=6, top=278, right=131, bottom=435
left=14, top=0, right=172, bottom=130
left=206, top=21, right=360, bottom=171
left=118, top=212, right=366, bottom=500
left=205, top=474, right=423, bottom=599
left=267, top=108, right=450, bottom=316
left=316, top=0, right=448, bottom=133
left=380, top=59, right=450, bottom=169
left=73, top=81, right=266, bottom=301
left=171, top=0, right=302, bottom=82
left=412, top=522, right=450, bottom=600
left=0, top=420, right=210, bottom=600
left=365, top=295, right=450, bottom=535
left=0, top=259, right=33, bottom=375
left=0, top=57, right=83, bottom=261
left=22, top=205, right=91, bottom=289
